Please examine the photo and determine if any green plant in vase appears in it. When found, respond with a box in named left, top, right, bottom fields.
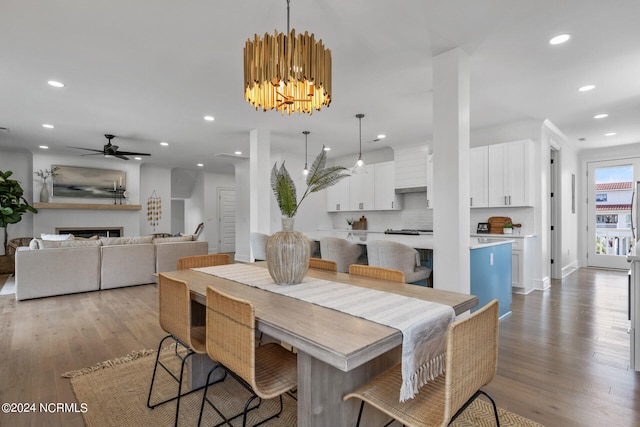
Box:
left=0, top=170, right=38, bottom=257
left=268, top=146, right=349, bottom=284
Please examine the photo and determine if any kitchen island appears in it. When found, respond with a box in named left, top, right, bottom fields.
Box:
left=303, top=230, right=513, bottom=317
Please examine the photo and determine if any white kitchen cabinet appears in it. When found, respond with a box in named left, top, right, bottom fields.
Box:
left=470, top=146, right=489, bottom=208
left=488, top=139, right=533, bottom=207
left=349, top=165, right=375, bottom=211
left=426, top=154, right=434, bottom=209
left=393, top=145, right=428, bottom=191
left=326, top=175, right=350, bottom=212
left=374, top=161, right=402, bottom=210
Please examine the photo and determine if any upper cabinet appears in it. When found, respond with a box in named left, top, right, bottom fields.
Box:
left=470, top=146, right=489, bottom=208
left=349, top=165, right=375, bottom=211
left=326, top=176, right=350, bottom=212
left=393, top=146, right=428, bottom=191
left=487, top=139, right=534, bottom=207
left=374, top=161, right=402, bottom=210
left=326, top=162, right=401, bottom=212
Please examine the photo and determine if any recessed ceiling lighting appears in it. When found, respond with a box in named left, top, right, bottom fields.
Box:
left=197, top=163, right=204, bottom=167
left=549, top=34, right=571, bottom=45
left=324, top=147, right=331, bottom=151
left=39, top=145, right=49, bottom=149
left=42, top=124, right=54, bottom=129
left=377, top=134, right=386, bottom=139
left=204, top=115, right=215, bottom=121
left=605, top=132, right=616, bottom=136
left=134, top=157, right=142, bottom=160
left=234, top=151, right=242, bottom=155
left=593, top=113, right=608, bottom=119
left=160, top=141, right=169, bottom=146
left=47, top=80, right=65, bottom=88
left=578, top=85, right=596, bottom=92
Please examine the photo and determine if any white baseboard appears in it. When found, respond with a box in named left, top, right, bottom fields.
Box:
left=561, top=261, right=579, bottom=278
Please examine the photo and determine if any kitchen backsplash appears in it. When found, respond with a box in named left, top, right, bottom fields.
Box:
left=327, top=192, right=534, bottom=235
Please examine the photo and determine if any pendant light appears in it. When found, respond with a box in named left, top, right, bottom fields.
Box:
left=302, top=131, right=310, bottom=176
left=353, top=113, right=365, bottom=173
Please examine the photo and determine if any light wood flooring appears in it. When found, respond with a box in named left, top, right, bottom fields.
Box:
left=0, top=268, right=638, bottom=426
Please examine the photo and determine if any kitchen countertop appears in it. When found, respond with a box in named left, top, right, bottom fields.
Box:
left=303, top=230, right=514, bottom=250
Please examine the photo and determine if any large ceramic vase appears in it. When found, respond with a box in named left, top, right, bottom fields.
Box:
left=266, top=218, right=310, bottom=285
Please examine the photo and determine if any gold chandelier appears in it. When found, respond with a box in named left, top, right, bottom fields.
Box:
left=243, top=0, right=332, bottom=115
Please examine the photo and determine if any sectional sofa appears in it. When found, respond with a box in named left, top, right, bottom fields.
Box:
left=14, top=235, right=208, bottom=300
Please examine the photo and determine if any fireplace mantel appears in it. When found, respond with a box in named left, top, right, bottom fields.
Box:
left=33, top=202, right=141, bottom=211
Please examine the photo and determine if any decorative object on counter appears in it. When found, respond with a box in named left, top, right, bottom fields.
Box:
left=346, top=217, right=354, bottom=230
left=488, top=216, right=512, bottom=234
left=477, top=222, right=490, bottom=234
left=268, top=146, right=349, bottom=284
left=0, top=170, right=37, bottom=272
left=351, top=215, right=367, bottom=230
left=503, top=222, right=513, bottom=234
left=34, top=166, right=59, bottom=202
left=147, top=191, right=162, bottom=230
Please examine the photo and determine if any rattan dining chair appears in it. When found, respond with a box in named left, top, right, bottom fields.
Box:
left=177, top=253, right=230, bottom=270
left=147, top=274, right=225, bottom=427
left=198, top=286, right=297, bottom=427
left=344, top=299, right=500, bottom=427
left=349, top=264, right=405, bottom=283
left=309, top=257, right=338, bottom=271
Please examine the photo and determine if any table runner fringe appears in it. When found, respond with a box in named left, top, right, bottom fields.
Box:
left=61, top=343, right=177, bottom=378
left=400, top=352, right=446, bottom=402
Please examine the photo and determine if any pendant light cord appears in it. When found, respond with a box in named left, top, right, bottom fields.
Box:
left=286, top=0, right=290, bottom=33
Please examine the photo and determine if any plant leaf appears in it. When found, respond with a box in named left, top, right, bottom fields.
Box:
left=271, top=162, right=297, bottom=218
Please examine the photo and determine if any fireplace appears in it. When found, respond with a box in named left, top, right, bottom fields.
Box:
left=56, top=227, right=123, bottom=238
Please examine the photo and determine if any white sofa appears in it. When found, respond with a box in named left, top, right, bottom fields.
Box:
left=15, top=235, right=208, bottom=300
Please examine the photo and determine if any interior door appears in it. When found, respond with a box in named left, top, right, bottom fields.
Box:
left=587, top=159, right=640, bottom=269
left=218, top=188, right=236, bottom=253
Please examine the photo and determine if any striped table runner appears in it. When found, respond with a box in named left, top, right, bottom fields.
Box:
left=193, top=263, right=455, bottom=401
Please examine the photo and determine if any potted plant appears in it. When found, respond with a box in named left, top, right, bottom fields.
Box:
left=268, top=146, right=349, bottom=284
left=503, top=222, right=513, bottom=234
left=0, top=170, right=38, bottom=273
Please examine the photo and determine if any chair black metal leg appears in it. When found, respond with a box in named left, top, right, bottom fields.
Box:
left=147, top=334, right=175, bottom=408
left=355, top=401, right=365, bottom=427
left=479, top=390, right=500, bottom=427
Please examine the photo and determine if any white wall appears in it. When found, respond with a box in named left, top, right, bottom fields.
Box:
left=0, top=150, right=34, bottom=254
left=560, top=142, right=580, bottom=275
left=234, top=160, right=251, bottom=262
left=32, top=152, right=142, bottom=237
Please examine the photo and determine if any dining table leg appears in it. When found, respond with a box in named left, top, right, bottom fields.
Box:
left=296, top=346, right=401, bottom=427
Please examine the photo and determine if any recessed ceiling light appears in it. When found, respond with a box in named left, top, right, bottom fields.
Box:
left=377, top=134, right=386, bottom=139
left=197, top=163, right=204, bottom=167
left=605, top=132, right=616, bottom=136
left=593, top=113, right=608, bottom=119
left=134, top=157, right=142, bottom=160
left=39, top=145, right=49, bottom=149
left=47, top=80, right=65, bottom=88
left=204, top=115, right=215, bottom=121
left=549, top=34, right=571, bottom=45
left=160, top=141, right=169, bottom=146
left=234, top=151, right=242, bottom=155
left=578, top=85, right=595, bottom=92
left=324, top=147, right=331, bottom=151
left=42, top=124, right=54, bottom=129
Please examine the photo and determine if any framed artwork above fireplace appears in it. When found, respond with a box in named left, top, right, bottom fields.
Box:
left=52, top=165, right=126, bottom=198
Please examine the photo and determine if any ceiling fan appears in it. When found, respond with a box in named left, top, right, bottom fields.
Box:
left=68, top=134, right=151, bottom=161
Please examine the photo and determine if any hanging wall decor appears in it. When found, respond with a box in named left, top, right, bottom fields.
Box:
left=147, top=190, right=161, bottom=230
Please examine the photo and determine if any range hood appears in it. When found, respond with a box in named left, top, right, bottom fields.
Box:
left=394, top=186, right=427, bottom=194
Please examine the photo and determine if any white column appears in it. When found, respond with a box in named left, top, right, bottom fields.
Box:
left=249, top=129, right=271, bottom=257
left=432, top=48, right=471, bottom=295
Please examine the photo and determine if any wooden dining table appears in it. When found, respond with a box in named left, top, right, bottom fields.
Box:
left=160, top=263, right=478, bottom=427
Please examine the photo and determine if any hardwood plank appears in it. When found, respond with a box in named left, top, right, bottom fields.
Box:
left=0, top=268, right=638, bottom=426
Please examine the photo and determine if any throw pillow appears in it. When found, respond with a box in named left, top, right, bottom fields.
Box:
left=41, top=233, right=74, bottom=241
left=74, top=235, right=99, bottom=241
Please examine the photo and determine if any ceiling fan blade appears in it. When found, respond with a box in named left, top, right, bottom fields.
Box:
left=79, top=153, right=105, bottom=156
left=67, top=146, right=103, bottom=153
left=115, top=151, right=151, bottom=156
left=115, top=154, right=130, bottom=160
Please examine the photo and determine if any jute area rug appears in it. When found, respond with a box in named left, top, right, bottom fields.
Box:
left=64, top=346, right=544, bottom=427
